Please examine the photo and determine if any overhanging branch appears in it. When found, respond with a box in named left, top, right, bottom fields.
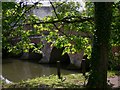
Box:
left=52, top=23, right=69, bottom=37
left=11, top=2, right=39, bottom=29
left=49, top=1, right=59, bottom=19
left=24, top=17, right=93, bottom=25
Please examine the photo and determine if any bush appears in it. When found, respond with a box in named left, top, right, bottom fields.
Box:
left=108, top=52, right=120, bottom=70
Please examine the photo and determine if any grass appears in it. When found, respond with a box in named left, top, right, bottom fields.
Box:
left=2, top=74, right=86, bottom=88
left=2, top=70, right=119, bottom=88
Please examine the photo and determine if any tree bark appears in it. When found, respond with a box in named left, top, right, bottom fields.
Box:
left=87, top=2, right=113, bottom=88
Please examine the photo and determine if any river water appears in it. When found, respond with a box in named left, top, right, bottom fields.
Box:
left=2, top=58, right=79, bottom=82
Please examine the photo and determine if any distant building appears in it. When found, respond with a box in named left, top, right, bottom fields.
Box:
left=32, top=6, right=53, bottom=19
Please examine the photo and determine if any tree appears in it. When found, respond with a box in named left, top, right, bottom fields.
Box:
left=111, top=2, right=120, bottom=46
left=34, top=1, right=93, bottom=56
left=2, top=1, right=93, bottom=57
left=87, top=2, right=113, bottom=88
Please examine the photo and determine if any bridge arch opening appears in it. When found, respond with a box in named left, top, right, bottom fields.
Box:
left=49, top=47, right=71, bottom=66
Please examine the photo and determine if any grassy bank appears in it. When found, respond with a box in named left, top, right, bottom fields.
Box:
left=2, top=71, right=119, bottom=89
left=2, top=74, right=85, bottom=88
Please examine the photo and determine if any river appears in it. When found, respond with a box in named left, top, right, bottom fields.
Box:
left=2, top=58, right=79, bottom=82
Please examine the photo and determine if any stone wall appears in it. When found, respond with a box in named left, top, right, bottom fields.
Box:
left=68, top=51, right=84, bottom=67
left=20, top=39, right=84, bottom=68
left=39, top=41, right=84, bottom=67
left=39, top=40, right=52, bottom=63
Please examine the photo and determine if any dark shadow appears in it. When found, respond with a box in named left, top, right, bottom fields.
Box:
left=2, top=47, right=10, bottom=59
left=49, top=47, right=71, bottom=66
left=80, top=55, right=91, bottom=73
left=20, top=43, right=43, bottom=63
left=28, top=43, right=43, bottom=63
left=2, top=59, right=13, bottom=64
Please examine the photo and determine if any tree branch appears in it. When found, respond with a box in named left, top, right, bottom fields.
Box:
left=52, top=23, right=69, bottom=38
left=49, top=1, right=59, bottom=19
left=11, top=2, right=39, bottom=29
left=55, top=1, right=67, bottom=8
left=23, top=17, right=93, bottom=25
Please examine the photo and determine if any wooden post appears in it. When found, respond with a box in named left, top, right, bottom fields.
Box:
left=82, top=58, right=86, bottom=76
left=57, top=61, right=61, bottom=79
left=81, top=58, right=86, bottom=86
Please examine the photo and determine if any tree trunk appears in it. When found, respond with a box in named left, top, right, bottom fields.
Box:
left=87, top=2, right=113, bottom=88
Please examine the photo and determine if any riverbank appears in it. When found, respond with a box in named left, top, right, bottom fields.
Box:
left=1, top=71, right=119, bottom=89
left=2, top=58, right=81, bottom=83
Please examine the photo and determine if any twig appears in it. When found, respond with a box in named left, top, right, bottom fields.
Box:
left=49, top=1, right=59, bottom=19
left=52, top=23, right=69, bottom=38
left=23, top=17, right=93, bottom=25
left=11, top=2, right=39, bottom=30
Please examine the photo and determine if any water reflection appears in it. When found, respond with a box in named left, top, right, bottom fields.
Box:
left=2, top=58, right=79, bottom=82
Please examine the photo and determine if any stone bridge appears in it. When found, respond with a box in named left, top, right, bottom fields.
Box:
left=40, top=39, right=84, bottom=68
left=30, top=36, right=84, bottom=68
left=13, top=35, right=84, bottom=68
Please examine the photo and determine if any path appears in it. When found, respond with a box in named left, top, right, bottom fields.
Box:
left=107, top=76, right=120, bottom=88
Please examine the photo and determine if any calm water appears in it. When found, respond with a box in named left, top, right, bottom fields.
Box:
left=2, top=58, right=79, bottom=82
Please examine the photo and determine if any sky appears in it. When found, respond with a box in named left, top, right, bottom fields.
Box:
left=15, top=0, right=85, bottom=6
left=2, top=0, right=120, bottom=2
left=15, top=0, right=86, bottom=11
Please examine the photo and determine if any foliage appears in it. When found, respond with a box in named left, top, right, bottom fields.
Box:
left=2, top=2, right=120, bottom=76
left=108, top=51, right=120, bottom=70
left=2, top=1, right=117, bottom=55
left=107, top=70, right=119, bottom=77
left=2, top=1, right=95, bottom=58
left=35, top=2, right=94, bottom=57
left=111, top=3, right=120, bottom=46
left=2, top=1, right=120, bottom=55
left=2, top=2, right=42, bottom=55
